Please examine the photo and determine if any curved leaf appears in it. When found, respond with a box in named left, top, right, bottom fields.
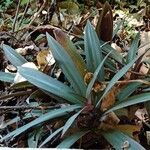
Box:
left=0, top=72, right=15, bottom=83
left=54, top=29, right=86, bottom=78
left=0, top=105, right=81, bottom=142
left=86, top=51, right=111, bottom=98
left=127, top=32, right=140, bottom=64
left=18, top=67, right=86, bottom=104
left=57, top=131, right=88, bottom=148
left=113, top=19, right=124, bottom=38
left=39, top=127, right=63, bottom=148
left=117, top=82, right=141, bottom=101
left=62, top=109, right=83, bottom=137
left=96, top=57, right=138, bottom=108
left=2, top=44, right=27, bottom=67
left=84, top=21, right=104, bottom=81
left=106, top=92, right=150, bottom=114
left=102, top=130, right=145, bottom=150
left=46, top=33, right=86, bottom=96
left=99, top=40, right=123, bottom=64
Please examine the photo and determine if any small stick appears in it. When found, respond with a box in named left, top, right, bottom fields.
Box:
left=0, top=91, right=32, bottom=101
left=0, top=105, right=60, bottom=110
left=19, top=0, right=30, bottom=28
left=12, top=0, right=21, bottom=32
left=28, top=0, right=46, bottom=27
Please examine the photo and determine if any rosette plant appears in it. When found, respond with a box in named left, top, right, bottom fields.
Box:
left=0, top=20, right=150, bottom=149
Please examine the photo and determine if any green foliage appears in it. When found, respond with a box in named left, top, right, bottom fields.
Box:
left=0, top=72, right=15, bottom=83
left=0, top=0, right=13, bottom=12
left=102, top=130, right=145, bottom=150
left=1, top=20, right=149, bottom=149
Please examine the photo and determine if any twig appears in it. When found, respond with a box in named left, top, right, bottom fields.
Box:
left=12, top=0, right=21, bottom=32
left=0, top=105, right=60, bottom=110
left=0, top=91, right=32, bottom=101
left=18, top=0, right=30, bottom=28
left=28, top=0, right=46, bottom=27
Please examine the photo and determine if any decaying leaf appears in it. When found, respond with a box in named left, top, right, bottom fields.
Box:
left=36, top=50, right=55, bottom=69
left=101, top=87, right=117, bottom=111
left=99, top=112, right=120, bottom=131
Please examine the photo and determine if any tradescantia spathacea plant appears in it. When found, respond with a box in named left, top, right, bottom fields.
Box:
left=0, top=19, right=150, bottom=149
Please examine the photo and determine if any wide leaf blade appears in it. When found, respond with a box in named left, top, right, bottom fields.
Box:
left=99, top=40, right=123, bottom=64
left=57, top=131, right=88, bottom=148
left=102, top=130, right=145, bottom=150
left=62, top=109, right=83, bottom=136
left=106, top=92, right=150, bottom=113
left=39, top=127, right=63, bottom=148
left=86, top=51, right=111, bottom=98
left=117, top=82, right=141, bottom=101
left=96, top=57, right=138, bottom=108
left=18, top=67, right=86, bottom=104
left=84, top=21, right=104, bottom=81
left=127, top=32, right=140, bottom=64
left=54, top=29, right=86, bottom=78
left=46, top=33, right=86, bottom=96
left=0, top=72, right=15, bottom=83
left=2, top=44, right=27, bottom=67
left=0, top=105, right=81, bottom=142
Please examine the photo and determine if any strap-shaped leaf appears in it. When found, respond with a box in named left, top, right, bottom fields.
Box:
left=113, top=19, right=124, bottom=38
left=96, top=57, right=138, bottom=108
left=39, top=127, right=63, bottom=148
left=54, top=29, right=86, bottom=78
left=84, top=21, right=104, bottom=81
left=106, top=92, right=150, bottom=114
left=99, top=40, right=124, bottom=64
left=57, top=131, right=89, bottom=148
left=117, top=82, right=141, bottom=101
left=127, top=32, right=140, bottom=63
left=0, top=72, right=15, bottom=83
left=18, top=67, right=86, bottom=104
left=46, top=33, right=86, bottom=96
left=62, top=109, right=83, bottom=137
left=102, top=130, right=145, bottom=150
left=0, top=105, right=81, bottom=142
left=2, top=44, right=27, bottom=67
left=86, top=51, right=111, bottom=98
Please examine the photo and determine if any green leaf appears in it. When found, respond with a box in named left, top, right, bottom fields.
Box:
left=46, top=33, right=86, bottom=96
left=106, top=92, right=150, bottom=114
left=2, top=44, right=27, bottom=67
left=57, top=131, right=88, bottom=148
left=86, top=51, right=111, bottom=98
left=117, top=82, right=141, bottom=101
left=62, top=109, right=83, bottom=137
left=145, top=101, right=150, bottom=117
left=99, top=40, right=124, bottom=64
left=0, top=72, right=15, bottom=83
left=0, top=105, right=81, bottom=142
left=28, top=128, right=42, bottom=148
left=102, top=130, right=145, bottom=150
left=113, top=19, right=124, bottom=38
left=96, top=57, right=138, bottom=108
left=127, top=32, right=140, bottom=64
left=54, top=29, right=86, bottom=78
left=10, top=81, right=33, bottom=89
left=84, top=21, right=104, bottom=81
left=18, top=67, right=86, bottom=104
left=39, top=127, right=63, bottom=148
